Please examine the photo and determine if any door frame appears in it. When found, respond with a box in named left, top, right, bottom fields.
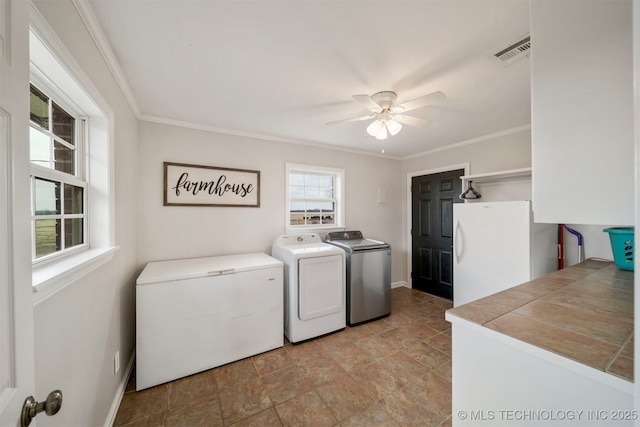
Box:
left=406, top=163, right=469, bottom=289
left=0, top=0, right=36, bottom=424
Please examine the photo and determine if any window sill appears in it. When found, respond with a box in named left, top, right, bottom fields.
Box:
left=286, top=226, right=346, bottom=235
left=32, top=246, right=120, bottom=305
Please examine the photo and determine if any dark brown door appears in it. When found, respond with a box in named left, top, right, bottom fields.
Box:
left=411, top=169, right=464, bottom=299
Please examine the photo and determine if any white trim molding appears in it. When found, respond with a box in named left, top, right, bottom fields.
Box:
left=103, top=350, right=135, bottom=427
left=71, top=0, right=140, bottom=117
left=32, top=247, right=119, bottom=305
left=403, top=125, right=531, bottom=160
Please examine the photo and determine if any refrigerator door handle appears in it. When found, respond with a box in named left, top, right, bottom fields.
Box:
left=454, top=220, right=462, bottom=263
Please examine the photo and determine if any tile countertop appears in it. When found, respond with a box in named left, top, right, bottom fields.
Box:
left=447, top=259, right=634, bottom=382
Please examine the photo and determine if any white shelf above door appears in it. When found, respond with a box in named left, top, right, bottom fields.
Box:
left=461, top=167, right=531, bottom=184
left=460, top=167, right=532, bottom=203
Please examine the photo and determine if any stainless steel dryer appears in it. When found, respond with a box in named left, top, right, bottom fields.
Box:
left=325, top=231, right=391, bottom=326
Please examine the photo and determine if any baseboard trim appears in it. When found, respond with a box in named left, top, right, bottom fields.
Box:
left=104, top=350, right=135, bottom=427
left=392, top=281, right=410, bottom=289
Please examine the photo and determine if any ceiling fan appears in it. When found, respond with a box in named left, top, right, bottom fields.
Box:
left=327, top=90, right=446, bottom=140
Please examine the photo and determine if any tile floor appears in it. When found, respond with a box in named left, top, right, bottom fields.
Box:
left=114, top=287, right=453, bottom=427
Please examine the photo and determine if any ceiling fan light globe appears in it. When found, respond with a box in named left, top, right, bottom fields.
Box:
left=386, top=119, right=402, bottom=136
left=366, top=120, right=384, bottom=137
left=375, top=125, right=388, bottom=140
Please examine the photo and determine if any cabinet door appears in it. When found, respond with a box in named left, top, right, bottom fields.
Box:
left=531, top=0, right=633, bottom=225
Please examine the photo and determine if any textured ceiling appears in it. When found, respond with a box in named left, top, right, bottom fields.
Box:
left=85, top=0, right=532, bottom=158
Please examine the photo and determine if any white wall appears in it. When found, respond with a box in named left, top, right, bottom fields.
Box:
left=403, top=128, right=533, bottom=177
left=561, top=224, right=618, bottom=267
left=137, top=121, right=404, bottom=282
left=30, top=1, right=139, bottom=426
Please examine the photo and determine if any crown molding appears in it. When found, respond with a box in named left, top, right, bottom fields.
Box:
left=402, top=124, right=532, bottom=160
left=72, top=0, right=141, bottom=117
left=140, top=114, right=404, bottom=161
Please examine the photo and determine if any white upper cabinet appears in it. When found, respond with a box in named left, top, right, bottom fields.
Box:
left=531, top=0, right=634, bottom=225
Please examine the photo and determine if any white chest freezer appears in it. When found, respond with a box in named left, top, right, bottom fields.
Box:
left=136, top=252, right=283, bottom=390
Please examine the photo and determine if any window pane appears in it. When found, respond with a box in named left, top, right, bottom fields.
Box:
left=290, top=202, right=305, bottom=212
left=64, top=218, right=83, bottom=248
left=54, top=141, right=74, bottom=175
left=64, top=184, right=83, bottom=214
left=307, top=202, right=321, bottom=212
left=290, top=173, right=305, bottom=186
left=318, top=175, right=333, bottom=187
left=307, top=203, right=322, bottom=224
left=306, top=212, right=321, bottom=225
left=34, top=178, right=60, bottom=215
left=305, top=174, right=319, bottom=187
left=30, top=84, right=49, bottom=130
left=320, top=188, right=334, bottom=198
left=321, top=213, right=335, bottom=225
left=35, top=219, right=60, bottom=258
left=321, top=202, right=334, bottom=212
left=304, top=187, right=319, bottom=198
left=289, top=186, right=304, bottom=198
left=290, top=214, right=305, bottom=225
left=52, top=102, right=75, bottom=145
left=30, top=127, right=51, bottom=168
left=289, top=202, right=305, bottom=225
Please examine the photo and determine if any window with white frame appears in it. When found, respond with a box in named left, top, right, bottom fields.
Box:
left=286, top=163, right=345, bottom=230
left=29, top=23, right=114, bottom=296
left=29, top=83, right=87, bottom=261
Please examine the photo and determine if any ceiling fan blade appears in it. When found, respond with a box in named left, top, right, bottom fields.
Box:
left=396, top=91, right=446, bottom=112
left=352, top=94, right=383, bottom=113
left=394, top=114, right=432, bottom=128
left=326, top=114, right=376, bottom=125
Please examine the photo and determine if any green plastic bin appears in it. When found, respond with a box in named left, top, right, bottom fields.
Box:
left=603, top=227, right=634, bottom=271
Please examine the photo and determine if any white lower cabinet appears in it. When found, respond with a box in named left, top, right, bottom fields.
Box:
left=447, top=320, right=633, bottom=426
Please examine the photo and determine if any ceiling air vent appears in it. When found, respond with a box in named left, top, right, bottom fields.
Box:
left=494, top=35, right=531, bottom=65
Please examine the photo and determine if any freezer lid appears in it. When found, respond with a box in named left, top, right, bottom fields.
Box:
left=136, top=252, right=283, bottom=285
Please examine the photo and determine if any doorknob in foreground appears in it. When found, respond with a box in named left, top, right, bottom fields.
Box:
left=21, top=390, right=63, bottom=427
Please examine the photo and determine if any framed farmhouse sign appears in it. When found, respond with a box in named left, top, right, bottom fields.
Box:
left=164, top=162, right=260, bottom=207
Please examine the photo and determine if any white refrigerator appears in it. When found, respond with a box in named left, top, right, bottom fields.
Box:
left=452, top=200, right=557, bottom=307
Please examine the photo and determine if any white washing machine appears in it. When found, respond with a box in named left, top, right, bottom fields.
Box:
left=272, top=233, right=346, bottom=343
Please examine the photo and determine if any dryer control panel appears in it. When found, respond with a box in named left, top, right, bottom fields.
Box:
left=273, top=233, right=322, bottom=246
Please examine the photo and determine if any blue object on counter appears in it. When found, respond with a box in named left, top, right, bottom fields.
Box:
left=603, top=227, right=634, bottom=271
